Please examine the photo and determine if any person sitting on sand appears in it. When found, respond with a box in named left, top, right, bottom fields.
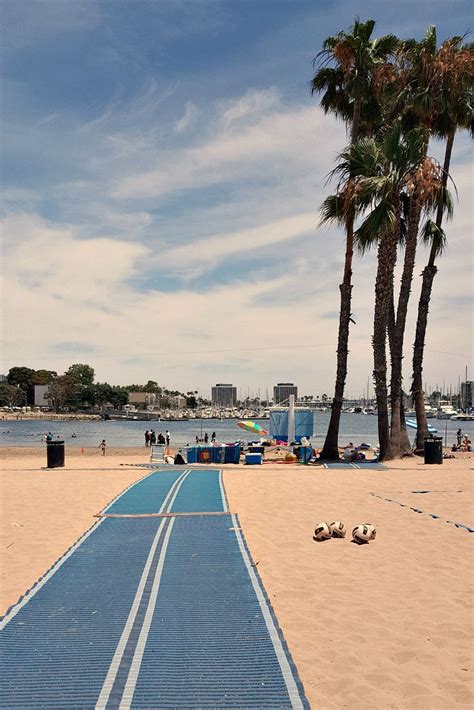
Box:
left=343, top=445, right=353, bottom=460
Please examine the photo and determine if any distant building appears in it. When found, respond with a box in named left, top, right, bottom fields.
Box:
left=461, top=381, right=473, bottom=410
left=170, top=395, right=187, bottom=409
left=128, top=392, right=157, bottom=408
left=211, top=384, right=237, bottom=407
left=273, top=382, right=298, bottom=405
left=0, top=374, right=7, bottom=382
left=34, top=384, right=50, bottom=407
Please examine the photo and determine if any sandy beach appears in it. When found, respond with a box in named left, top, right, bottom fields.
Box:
left=1, top=447, right=473, bottom=708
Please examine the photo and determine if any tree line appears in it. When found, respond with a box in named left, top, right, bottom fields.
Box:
left=0, top=365, right=199, bottom=411
left=311, top=19, right=472, bottom=461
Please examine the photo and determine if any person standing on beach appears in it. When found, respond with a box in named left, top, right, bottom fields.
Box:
left=99, top=439, right=106, bottom=456
left=211, top=431, right=216, bottom=443
left=204, top=432, right=209, bottom=444
left=165, top=430, right=170, bottom=447
left=150, top=429, right=156, bottom=446
left=457, top=428, right=462, bottom=446
left=145, top=430, right=150, bottom=447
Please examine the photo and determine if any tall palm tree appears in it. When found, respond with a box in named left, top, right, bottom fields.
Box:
left=410, top=35, right=473, bottom=449
left=311, top=19, right=398, bottom=459
left=331, top=126, right=434, bottom=459
left=389, top=154, right=449, bottom=456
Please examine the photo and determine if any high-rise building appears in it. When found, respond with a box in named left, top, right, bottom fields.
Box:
left=461, top=381, right=473, bottom=410
left=211, top=384, right=237, bottom=407
left=273, top=382, right=298, bottom=404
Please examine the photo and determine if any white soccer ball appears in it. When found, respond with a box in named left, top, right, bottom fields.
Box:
left=352, top=524, right=376, bottom=544
left=329, top=521, right=346, bottom=538
left=313, top=522, right=332, bottom=541
left=362, top=523, right=377, bottom=540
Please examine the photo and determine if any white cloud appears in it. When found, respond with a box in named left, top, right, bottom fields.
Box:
left=174, top=101, right=200, bottom=134
left=159, top=212, right=317, bottom=276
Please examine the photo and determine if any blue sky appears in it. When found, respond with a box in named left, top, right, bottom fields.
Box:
left=2, top=0, right=473, bottom=398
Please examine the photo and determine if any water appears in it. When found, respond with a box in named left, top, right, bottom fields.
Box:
left=1, top=413, right=472, bottom=449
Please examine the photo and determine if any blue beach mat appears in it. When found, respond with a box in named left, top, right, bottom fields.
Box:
left=323, top=461, right=386, bottom=470
left=1, top=469, right=308, bottom=708
left=103, top=469, right=227, bottom=516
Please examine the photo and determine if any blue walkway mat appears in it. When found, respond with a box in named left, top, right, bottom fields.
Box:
left=0, top=518, right=165, bottom=709
left=323, top=461, right=386, bottom=470
left=103, top=469, right=227, bottom=515
left=0, top=515, right=308, bottom=708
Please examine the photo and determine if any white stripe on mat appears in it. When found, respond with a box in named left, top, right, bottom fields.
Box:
left=119, top=517, right=176, bottom=709
left=218, top=469, right=228, bottom=511
left=94, top=517, right=168, bottom=709
left=95, top=470, right=190, bottom=708
left=230, top=513, right=305, bottom=709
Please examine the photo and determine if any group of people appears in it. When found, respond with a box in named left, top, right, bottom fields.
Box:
left=342, top=442, right=367, bottom=461
left=145, top=429, right=170, bottom=447
left=195, top=432, right=216, bottom=445
left=453, top=428, right=471, bottom=452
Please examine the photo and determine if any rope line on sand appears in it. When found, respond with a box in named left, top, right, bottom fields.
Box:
left=369, top=493, right=474, bottom=533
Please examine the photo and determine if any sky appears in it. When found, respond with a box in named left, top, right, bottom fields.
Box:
left=1, top=0, right=473, bottom=399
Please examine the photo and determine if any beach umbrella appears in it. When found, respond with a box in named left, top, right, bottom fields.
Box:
left=237, top=420, right=268, bottom=435
left=406, top=419, right=437, bottom=434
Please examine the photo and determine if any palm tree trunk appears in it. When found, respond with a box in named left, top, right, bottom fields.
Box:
left=320, top=208, right=354, bottom=460
left=390, top=198, right=423, bottom=456
left=412, top=131, right=455, bottom=451
left=373, top=219, right=399, bottom=461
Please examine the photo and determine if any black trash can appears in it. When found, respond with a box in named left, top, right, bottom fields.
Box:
left=47, top=440, right=65, bottom=468
left=424, top=436, right=443, bottom=465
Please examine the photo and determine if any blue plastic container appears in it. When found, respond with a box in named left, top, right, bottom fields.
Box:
left=224, top=445, right=241, bottom=464
left=211, top=446, right=225, bottom=464
left=245, top=453, right=262, bottom=465
left=186, top=447, right=197, bottom=464
left=297, top=446, right=313, bottom=463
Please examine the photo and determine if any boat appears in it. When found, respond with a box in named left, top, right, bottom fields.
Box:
left=406, top=419, right=438, bottom=433
left=450, top=413, right=474, bottom=421
left=436, top=405, right=457, bottom=419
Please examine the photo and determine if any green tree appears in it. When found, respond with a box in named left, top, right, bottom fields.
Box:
left=7, top=367, right=36, bottom=405
left=66, top=363, right=95, bottom=387
left=0, top=383, right=24, bottom=407
left=47, top=376, right=77, bottom=411
left=410, top=33, right=473, bottom=449
left=32, top=370, right=57, bottom=385
left=311, top=18, right=399, bottom=460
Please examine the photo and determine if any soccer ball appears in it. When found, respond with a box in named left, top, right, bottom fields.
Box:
left=329, top=521, right=346, bottom=538
left=362, top=523, right=377, bottom=539
left=352, top=524, right=376, bottom=544
left=313, top=522, right=332, bottom=541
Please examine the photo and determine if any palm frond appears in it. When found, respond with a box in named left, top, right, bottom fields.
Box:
left=355, top=199, right=397, bottom=252
left=319, top=194, right=347, bottom=226
left=420, top=218, right=447, bottom=255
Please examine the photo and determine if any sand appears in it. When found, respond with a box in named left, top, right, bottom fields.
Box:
left=1, top=447, right=473, bottom=708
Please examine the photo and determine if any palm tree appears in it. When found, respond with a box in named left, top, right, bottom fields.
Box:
left=389, top=154, right=450, bottom=456
left=410, top=34, right=473, bottom=449
left=311, top=19, right=398, bottom=459
left=331, top=126, right=437, bottom=459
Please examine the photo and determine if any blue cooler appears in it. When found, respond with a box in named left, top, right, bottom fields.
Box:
left=245, top=453, right=262, bottom=465
left=297, top=446, right=313, bottom=463
left=224, top=445, right=241, bottom=464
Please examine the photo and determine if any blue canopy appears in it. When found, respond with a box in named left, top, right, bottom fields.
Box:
left=406, top=419, right=437, bottom=433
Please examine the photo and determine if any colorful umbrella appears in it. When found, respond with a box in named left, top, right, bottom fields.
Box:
left=237, top=420, right=268, bottom=435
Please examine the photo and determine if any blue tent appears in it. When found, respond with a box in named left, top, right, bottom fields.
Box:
left=269, top=408, right=313, bottom=443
